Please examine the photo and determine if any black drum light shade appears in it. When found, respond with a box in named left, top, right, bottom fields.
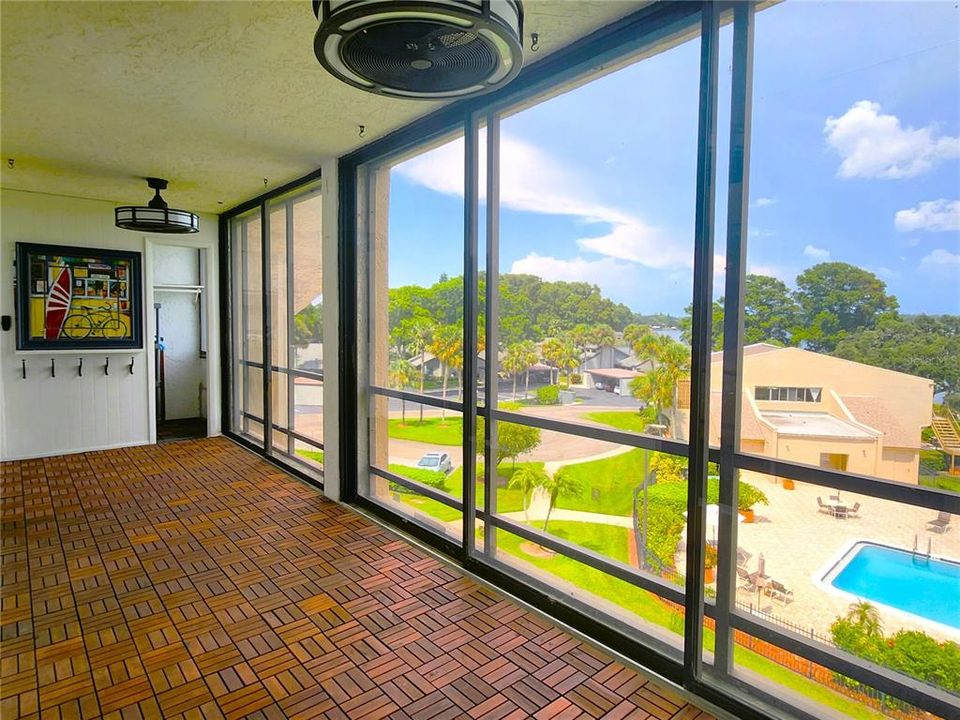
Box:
left=115, top=178, right=199, bottom=234
left=313, top=0, right=524, bottom=100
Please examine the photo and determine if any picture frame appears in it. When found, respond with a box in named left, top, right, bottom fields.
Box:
left=15, top=242, right=143, bottom=351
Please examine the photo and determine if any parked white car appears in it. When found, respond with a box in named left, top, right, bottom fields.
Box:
left=417, top=452, right=453, bottom=474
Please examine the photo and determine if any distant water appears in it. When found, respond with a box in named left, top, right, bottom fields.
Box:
left=653, top=327, right=683, bottom=342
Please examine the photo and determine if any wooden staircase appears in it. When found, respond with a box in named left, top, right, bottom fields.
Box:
left=931, top=412, right=960, bottom=474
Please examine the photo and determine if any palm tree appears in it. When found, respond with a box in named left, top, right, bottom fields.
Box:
left=538, top=468, right=582, bottom=533
left=519, top=340, right=539, bottom=398
left=429, top=324, right=461, bottom=422
left=568, top=324, right=592, bottom=373
left=556, top=342, right=580, bottom=384
left=628, top=332, right=690, bottom=429
left=591, top=323, right=616, bottom=349
left=845, top=600, right=883, bottom=638
left=503, top=343, right=529, bottom=399
left=388, top=358, right=416, bottom=425
left=507, top=465, right=547, bottom=518
left=541, top=337, right=565, bottom=385
left=410, top=319, right=435, bottom=422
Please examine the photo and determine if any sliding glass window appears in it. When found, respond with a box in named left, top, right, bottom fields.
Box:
left=346, top=3, right=958, bottom=720
left=227, top=181, right=324, bottom=478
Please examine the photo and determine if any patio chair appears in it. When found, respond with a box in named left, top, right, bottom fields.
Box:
left=926, top=511, right=952, bottom=534
left=816, top=497, right=832, bottom=515
left=765, top=579, right=794, bottom=605
left=737, top=547, right=752, bottom=568
left=847, top=501, right=861, bottom=518
left=736, top=566, right=758, bottom=591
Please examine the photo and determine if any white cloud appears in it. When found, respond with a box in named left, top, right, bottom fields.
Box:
left=823, top=100, right=960, bottom=179
left=753, top=197, right=776, bottom=207
left=894, top=199, right=960, bottom=232
left=803, top=245, right=831, bottom=261
left=395, top=134, right=689, bottom=270
left=509, top=252, right=635, bottom=289
left=750, top=228, right=777, bottom=239
left=919, top=249, right=960, bottom=270
left=747, top=263, right=791, bottom=282
left=873, top=266, right=900, bottom=280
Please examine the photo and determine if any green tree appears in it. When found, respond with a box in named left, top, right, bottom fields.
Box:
left=476, top=417, right=542, bottom=467
left=507, top=464, right=548, bottom=517
left=835, top=315, right=960, bottom=404
left=590, top=323, right=616, bottom=348
left=518, top=340, right=539, bottom=398
left=541, top=337, right=565, bottom=385
left=679, top=274, right=799, bottom=349
left=293, top=302, right=323, bottom=348
left=409, top=318, right=436, bottom=421
left=538, top=468, right=582, bottom=533
left=629, top=335, right=690, bottom=428
left=793, top=262, right=899, bottom=352
left=388, top=358, right=416, bottom=425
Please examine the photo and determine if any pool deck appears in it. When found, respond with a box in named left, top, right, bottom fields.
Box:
left=730, top=474, right=960, bottom=642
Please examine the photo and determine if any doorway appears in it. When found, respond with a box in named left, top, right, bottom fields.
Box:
left=820, top=453, right=849, bottom=472
left=151, top=244, right=208, bottom=442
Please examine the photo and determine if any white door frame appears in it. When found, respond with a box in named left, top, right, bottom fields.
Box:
left=143, top=235, right=221, bottom=443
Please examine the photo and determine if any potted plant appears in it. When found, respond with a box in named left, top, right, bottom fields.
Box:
left=737, top=482, right=769, bottom=523
left=704, top=545, right=718, bottom=584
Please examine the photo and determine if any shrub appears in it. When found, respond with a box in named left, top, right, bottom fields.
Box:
left=704, top=544, right=718, bottom=569
left=919, top=449, right=948, bottom=473
left=649, top=453, right=687, bottom=483
left=569, top=373, right=582, bottom=384
left=386, top=464, right=447, bottom=494
left=737, top=482, right=769, bottom=511
left=537, top=385, right=560, bottom=405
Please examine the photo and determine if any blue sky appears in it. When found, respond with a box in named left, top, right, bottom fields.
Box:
left=388, top=1, right=959, bottom=316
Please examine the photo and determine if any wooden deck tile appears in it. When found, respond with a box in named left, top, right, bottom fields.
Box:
left=1, top=438, right=712, bottom=720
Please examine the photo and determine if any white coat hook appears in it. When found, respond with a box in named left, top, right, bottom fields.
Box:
left=358, top=124, right=366, bottom=138
left=530, top=32, right=540, bottom=52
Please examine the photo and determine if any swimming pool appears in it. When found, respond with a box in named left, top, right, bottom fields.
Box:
left=829, top=542, right=960, bottom=629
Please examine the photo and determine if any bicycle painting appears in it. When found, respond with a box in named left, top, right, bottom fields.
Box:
left=15, top=242, right=143, bottom=351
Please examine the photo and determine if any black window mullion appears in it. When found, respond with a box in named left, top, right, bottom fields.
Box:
left=240, top=219, right=250, bottom=435
left=483, top=111, right=501, bottom=556
left=261, top=202, right=272, bottom=454
left=286, top=200, right=296, bottom=456
left=683, top=1, right=721, bottom=682
left=714, top=0, right=755, bottom=676
left=462, top=112, right=480, bottom=557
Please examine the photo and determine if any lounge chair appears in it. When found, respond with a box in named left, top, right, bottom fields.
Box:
left=927, top=511, right=952, bottom=534
left=737, top=547, right=752, bottom=568
left=846, top=501, right=861, bottom=518
left=765, top=579, right=794, bottom=605
left=736, top=566, right=758, bottom=591
left=817, top=497, right=832, bottom=515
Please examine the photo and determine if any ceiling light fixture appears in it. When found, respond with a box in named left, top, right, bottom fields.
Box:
left=115, top=178, right=199, bottom=234
left=313, top=0, right=524, bottom=100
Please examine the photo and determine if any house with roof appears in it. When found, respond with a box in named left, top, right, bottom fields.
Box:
left=675, top=344, right=933, bottom=485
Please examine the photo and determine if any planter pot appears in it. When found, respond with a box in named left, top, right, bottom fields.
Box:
left=782, top=479, right=795, bottom=490
left=740, top=509, right=755, bottom=523
left=704, top=567, right=716, bottom=584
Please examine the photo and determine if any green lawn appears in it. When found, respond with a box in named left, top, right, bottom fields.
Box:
left=388, top=417, right=463, bottom=445
left=495, top=522, right=885, bottom=720
left=920, top=474, right=960, bottom=493
left=555, top=448, right=651, bottom=515
left=583, top=409, right=657, bottom=433
left=296, top=449, right=324, bottom=464
left=391, top=462, right=540, bottom=523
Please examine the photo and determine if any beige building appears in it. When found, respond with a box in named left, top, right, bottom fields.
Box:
left=676, top=344, right=934, bottom=484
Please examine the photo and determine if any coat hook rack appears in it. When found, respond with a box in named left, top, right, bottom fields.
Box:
left=21, top=359, right=26, bottom=379
left=104, top=357, right=110, bottom=376
left=51, top=358, right=56, bottom=378
left=129, top=356, right=135, bottom=375
left=78, top=357, right=83, bottom=377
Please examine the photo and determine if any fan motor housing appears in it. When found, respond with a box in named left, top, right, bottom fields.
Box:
left=314, top=0, right=524, bottom=100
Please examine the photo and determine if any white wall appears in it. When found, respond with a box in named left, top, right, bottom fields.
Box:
left=0, top=188, right=219, bottom=460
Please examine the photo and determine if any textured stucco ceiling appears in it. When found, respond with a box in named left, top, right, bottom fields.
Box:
left=0, top=1, right=645, bottom=213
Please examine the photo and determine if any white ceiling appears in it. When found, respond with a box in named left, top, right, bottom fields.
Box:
left=0, top=1, right=644, bottom=213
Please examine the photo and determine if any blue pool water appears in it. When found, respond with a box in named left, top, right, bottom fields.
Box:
left=831, top=543, right=960, bottom=629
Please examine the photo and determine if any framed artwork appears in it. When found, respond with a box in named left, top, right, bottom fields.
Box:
left=15, top=242, right=143, bottom=351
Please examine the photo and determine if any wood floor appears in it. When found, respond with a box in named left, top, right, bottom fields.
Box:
left=1, top=437, right=714, bottom=720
